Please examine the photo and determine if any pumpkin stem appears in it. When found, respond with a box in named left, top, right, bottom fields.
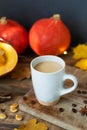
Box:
left=53, top=14, right=61, bottom=21
left=0, top=17, right=7, bottom=24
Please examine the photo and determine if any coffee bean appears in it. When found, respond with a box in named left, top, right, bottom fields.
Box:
left=82, top=91, right=87, bottom=94
left=72, top=108, right=77, bottom=113
left=72, top=103, right=77, bottom=107
left=59, top=108, right=64, bottom=112
left=0, top=108, right=5, bottom=112
left=77, top=90, right=81, bottom=94
left=31, top=100, right=36, bottom=105
left=23, top=96, right=28, bottom=101
left=83, top=100, right=87, bottom=104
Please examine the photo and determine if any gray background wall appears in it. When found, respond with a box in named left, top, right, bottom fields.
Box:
left=0, top=0, right=87, bottom=46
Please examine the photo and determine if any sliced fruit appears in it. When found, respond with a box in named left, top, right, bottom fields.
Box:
left=0, top=42, right=18, bottom=76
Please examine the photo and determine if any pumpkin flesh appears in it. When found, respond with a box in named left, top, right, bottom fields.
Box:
left=0, top=42, right=18, bottom=76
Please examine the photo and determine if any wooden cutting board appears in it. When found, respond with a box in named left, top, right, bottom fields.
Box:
left=19, top=65, right=87, bottom=130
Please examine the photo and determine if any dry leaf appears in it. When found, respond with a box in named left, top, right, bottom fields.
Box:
left=9, top=55, right=32, bottom=80
left=73, top=44, right=87, bottom=59
left=18, top=118, right=48, bottom=130
left=75, top=59, right=87, bottom=70
left=10, top=63, right=31, bottom=80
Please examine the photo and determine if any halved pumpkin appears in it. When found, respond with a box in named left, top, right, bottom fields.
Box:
left=0, top=42, right=18, bottom=76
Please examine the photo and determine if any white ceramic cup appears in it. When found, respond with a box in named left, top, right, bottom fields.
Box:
left=30, top=55, right=78, bottom=106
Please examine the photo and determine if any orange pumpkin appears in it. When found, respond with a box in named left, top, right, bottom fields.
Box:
left=29, top=14, right=71, bottom=56
left=0, top=17, right=28, bottom=54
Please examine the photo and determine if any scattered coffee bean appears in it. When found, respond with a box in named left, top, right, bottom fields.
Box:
left=77, top=90, right=87, bottom=95
left=82, top=91, right=87, bottom=94
left=0, top=108, right=5, bottom=112
left=59, top=108, right=64, bottom=112
left=23, top=96, right=28, bottom=101
left=77, top=90, right=81, bottom=94
left=83, top=100, right=87, bottom=104
left=31, top=100, right=36, bottom=105
left=72, top=103, right=77, bottom=107
left=72, top=108, right=77, bottom=113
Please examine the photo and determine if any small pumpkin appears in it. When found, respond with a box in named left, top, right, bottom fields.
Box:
left=0, top=17, right=28, bottom=54
left=29, top=14, right=71, bottom=56
left=0, top=42, right=18, bottom=76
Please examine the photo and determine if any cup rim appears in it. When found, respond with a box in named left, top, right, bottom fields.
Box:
left=30, top=55, right=65, bottom=74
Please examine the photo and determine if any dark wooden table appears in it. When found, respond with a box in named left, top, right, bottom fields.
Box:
left=0, top=52, right=77, bottom=130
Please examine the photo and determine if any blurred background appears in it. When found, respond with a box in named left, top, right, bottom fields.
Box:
left=0, top=0, right=87, bottom=46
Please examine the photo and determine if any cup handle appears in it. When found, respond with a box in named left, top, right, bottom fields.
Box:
left=60, top=74, right=78, bottom=96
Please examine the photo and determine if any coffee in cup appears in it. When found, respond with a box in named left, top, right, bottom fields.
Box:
left=34, top=61, right=62, bottom=73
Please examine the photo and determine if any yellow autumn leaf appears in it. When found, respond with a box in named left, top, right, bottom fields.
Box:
left=75, top=59, right=87, bottom=70
left=73, top=44, right=87, bottom=59
left=18, top=124, right=25, bottom=130
left=18, top=118, right=48, bottom=130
